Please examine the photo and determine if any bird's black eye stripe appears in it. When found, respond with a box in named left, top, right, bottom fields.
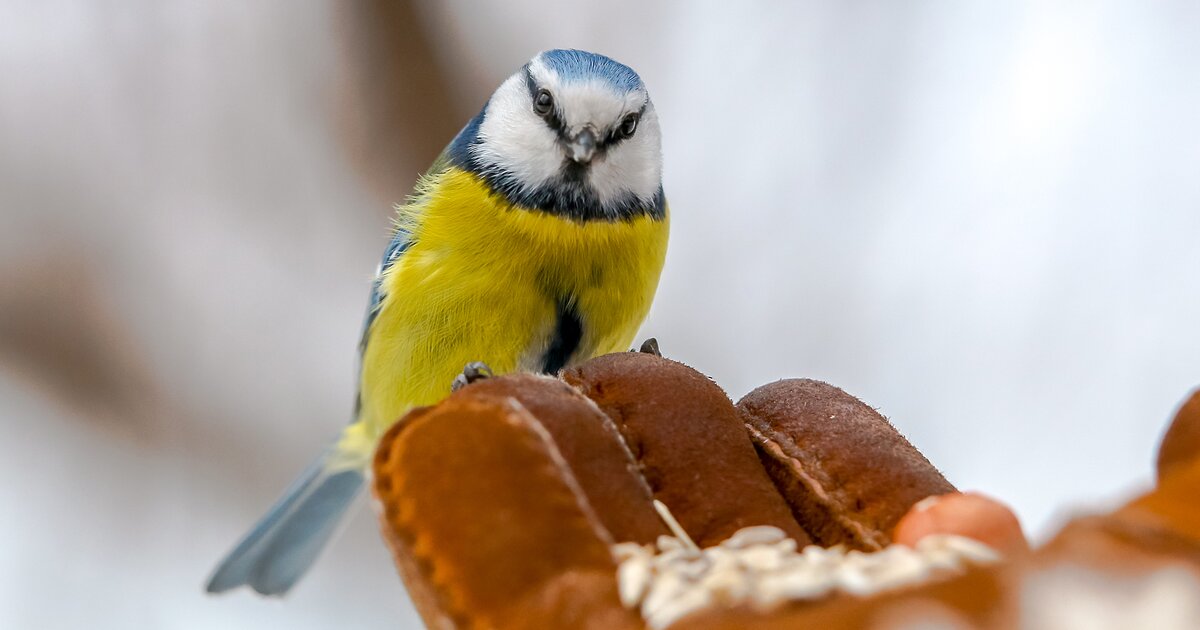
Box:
left=524, top=66, right=563, bottom=131
left=604, top=102, right=649, bottom=147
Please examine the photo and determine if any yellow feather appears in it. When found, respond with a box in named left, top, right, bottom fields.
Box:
left=349, top=166, right=668, bottom=449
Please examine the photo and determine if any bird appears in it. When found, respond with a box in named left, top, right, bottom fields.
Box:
left=205, top=49, right=669, bottom=596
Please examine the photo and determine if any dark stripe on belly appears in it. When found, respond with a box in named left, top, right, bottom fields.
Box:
left=541, top=299, right=583, bottom=374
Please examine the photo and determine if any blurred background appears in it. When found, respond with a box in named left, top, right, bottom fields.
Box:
left=1, top=1, right=1198, bottom=628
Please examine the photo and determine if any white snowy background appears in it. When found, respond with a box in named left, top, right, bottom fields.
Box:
left=1, top=2, right=1197, bottom=628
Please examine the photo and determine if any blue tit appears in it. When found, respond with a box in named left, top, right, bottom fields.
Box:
left=206, top=49, right=669, bottom=596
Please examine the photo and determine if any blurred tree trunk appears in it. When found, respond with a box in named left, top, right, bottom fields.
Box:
left=335, top=0, right=459, bottom=211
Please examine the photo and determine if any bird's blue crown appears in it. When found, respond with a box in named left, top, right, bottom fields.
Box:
left=538, top=49, right=644, bottom=93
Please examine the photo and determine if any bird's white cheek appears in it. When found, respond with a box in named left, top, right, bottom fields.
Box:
left=593, top=134, right=662, bottom=205
left=476, top=114, right=562, bottom=190
left=588, top=159, right=624, bottom=205
left=515, top=132, right=566, bottom=186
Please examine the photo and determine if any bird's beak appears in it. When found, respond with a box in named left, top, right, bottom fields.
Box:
left=568, top=127, right=597, bottom=164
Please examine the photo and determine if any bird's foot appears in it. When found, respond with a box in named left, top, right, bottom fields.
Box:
left=451, top=361, right=493, bottom=392
left=636, top=337, right=661, bottom=357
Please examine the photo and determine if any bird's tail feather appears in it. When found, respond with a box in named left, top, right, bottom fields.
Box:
left=205, top=440, right=366, bottom=597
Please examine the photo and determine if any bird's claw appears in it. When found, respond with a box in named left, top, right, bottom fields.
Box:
left=636, top=337, right=661, bottom=357
left=451, top=361, right=493, bottom=392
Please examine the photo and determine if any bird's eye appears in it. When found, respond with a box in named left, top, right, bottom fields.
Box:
left=534, top=89, right=554, bottom=116
left=619, top=113, right=639, bottom=138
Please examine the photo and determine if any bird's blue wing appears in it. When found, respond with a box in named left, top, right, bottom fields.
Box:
left=359, top=226, right=413, bottom=355
left=352, top=215, right=414, bottom=421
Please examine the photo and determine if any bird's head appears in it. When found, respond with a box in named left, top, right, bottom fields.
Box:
left=449, top=49, right=664, bottom=221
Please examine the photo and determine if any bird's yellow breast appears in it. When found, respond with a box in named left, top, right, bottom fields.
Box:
left=356, top=166, right=668, bottom=439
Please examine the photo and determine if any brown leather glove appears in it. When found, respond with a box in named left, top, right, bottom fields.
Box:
left=369, top=352, right=1199, bottom=628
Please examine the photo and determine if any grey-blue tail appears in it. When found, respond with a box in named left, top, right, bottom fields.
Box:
left=206, top=450, right=364, bottom=596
